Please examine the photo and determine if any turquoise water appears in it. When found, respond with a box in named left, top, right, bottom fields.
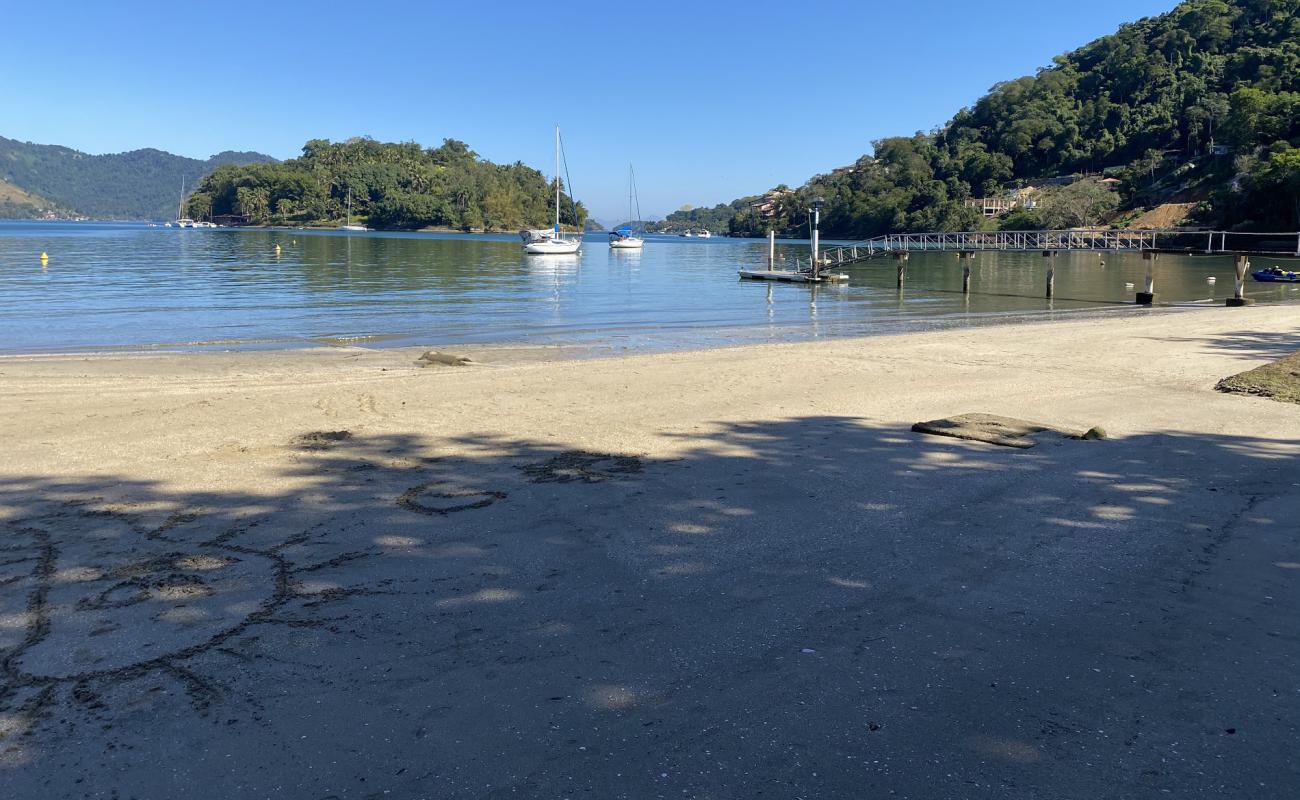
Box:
left=1, top=221, right=1297, bottom=354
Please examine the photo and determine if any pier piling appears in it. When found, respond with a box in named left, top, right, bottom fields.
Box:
left=1227, top=255, right=1255, bottom=306
left=1042, top=251, right=1056, bottom=299
left=895, top=252, right=908, bottom=289
left=959, top=252, right=973, bottom=294
left=1137, top=251, right=1158, bottom=305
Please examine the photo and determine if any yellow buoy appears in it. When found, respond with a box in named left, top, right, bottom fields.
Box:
left=274, top=244, right=282, bottom=254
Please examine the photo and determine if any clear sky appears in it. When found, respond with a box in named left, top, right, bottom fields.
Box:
left=3, top=0, right=1180, bottom=222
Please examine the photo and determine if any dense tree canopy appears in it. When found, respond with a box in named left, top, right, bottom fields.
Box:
left=725, top=0, right=1300, bottom=238
left=644, top=198, right=757, bottom=233
left=187, top=137, right=587, bottom=232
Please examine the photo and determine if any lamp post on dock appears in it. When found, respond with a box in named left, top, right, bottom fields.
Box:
left=809, top=196, right=825, bottom=280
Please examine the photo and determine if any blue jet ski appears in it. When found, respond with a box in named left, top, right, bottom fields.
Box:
left=1251, top=267, right=1300, bottom=283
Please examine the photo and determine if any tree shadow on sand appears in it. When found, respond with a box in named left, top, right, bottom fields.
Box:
left=1, top=418, right=1298, bottom=798
left=1162, top=326, right=1300, bottom=359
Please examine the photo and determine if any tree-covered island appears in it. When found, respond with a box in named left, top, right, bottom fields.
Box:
left=185, top=137, right=588, bottom=232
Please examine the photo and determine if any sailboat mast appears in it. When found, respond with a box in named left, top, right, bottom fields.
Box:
left=630, top=164, right=642, bottom=235
left=554, top=126, right=561, bottom=234
left=178, top=177, right=185, bottom=220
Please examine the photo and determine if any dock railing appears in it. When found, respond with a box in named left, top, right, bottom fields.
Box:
left=798, top=229, right=1300, bottom=271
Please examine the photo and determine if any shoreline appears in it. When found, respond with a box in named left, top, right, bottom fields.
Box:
left=2, top=303, right=1299, bottom=796
left=0, top=300, right=1211, bottom=363
left=4, top=304, right=1298, bottom=450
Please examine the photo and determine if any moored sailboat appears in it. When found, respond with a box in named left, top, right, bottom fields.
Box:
left=609, top=164, right=644, bottom=250
left=522, top=126, right=582, bottom=255
left=339, top=191, right=368, bottom=232
left=173, top=177, right=195, bottom=227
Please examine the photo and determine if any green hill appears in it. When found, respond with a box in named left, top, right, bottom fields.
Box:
left=644, top=199, right=757, bottom=234
left=0, top=177, right=75, bottom=220
left=720, top=0, right=1300, bottom=238
left=186, top=136, right=588, bottom=232
left=0, top=136, right=275, bottom=220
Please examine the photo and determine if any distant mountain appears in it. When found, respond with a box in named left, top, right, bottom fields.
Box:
left=0, top=136, right=276, bottom=220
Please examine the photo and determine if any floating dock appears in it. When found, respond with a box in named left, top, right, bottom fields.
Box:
left=738, top=269, right=849, bottom=283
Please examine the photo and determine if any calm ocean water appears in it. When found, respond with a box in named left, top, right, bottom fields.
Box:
left=1, top=221, right=1297, bottom=354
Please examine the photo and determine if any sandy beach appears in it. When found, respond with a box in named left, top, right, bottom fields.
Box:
left=2, top=305, right=1299, bottom=798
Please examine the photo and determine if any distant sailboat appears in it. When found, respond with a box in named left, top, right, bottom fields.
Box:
left=521, top=126, right=582, bottom=255
left=339, top=191, right=368, bottom=232
left=609, top=164, right=644, bottom=250
left=173, top=177, right=195, bottom=228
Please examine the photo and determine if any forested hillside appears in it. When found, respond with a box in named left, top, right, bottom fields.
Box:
left=0, top=177, right=74, bottom=220
left=643, top=198, right=758, bottom=233
left=187, top=137, right=588, bottom=232
left=724, top=0, right=1299, bottom=238
left=0, top=136, right=274, bottom=220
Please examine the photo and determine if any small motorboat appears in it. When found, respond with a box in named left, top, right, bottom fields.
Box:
left=1251, top=266, right=1300, bottom=283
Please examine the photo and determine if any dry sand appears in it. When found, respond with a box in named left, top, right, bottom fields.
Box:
left=1, top=305, right=1299, bottom=798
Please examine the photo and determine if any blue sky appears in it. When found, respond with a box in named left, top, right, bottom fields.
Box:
left=3, top=0, right=1179, bottom=221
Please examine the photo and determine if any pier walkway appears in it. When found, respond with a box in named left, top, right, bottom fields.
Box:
left=805, top=229, right=1300, bottom=270
left=762, top=228, right=1300, bottom=306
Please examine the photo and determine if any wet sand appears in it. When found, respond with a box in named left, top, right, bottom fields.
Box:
left=2, top=306, right=1299, bottom=798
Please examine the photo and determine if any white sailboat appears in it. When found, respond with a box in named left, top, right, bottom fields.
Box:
left=521, top=126, right=582, bottom=255
left=697, top=229, right=712, bottom=238
left=339, top=191, right=368, bottom=232
left=609, top=164, right=644, bottom=249
left=173, top=177, right=195, bottom=228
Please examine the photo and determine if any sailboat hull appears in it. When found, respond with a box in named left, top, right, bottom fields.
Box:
left=524, top=239, right=582, bottom=255
left=609, top=237, right=643, bottom=249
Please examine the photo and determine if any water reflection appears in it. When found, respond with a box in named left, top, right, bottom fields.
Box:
left=0, top=222, right=1297, bottom=354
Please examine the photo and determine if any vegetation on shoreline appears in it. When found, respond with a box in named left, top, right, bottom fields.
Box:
left=185, top=137, right=588, bottom=232
left=643, top=199, right=757, bottom=233
left=717, top=0, right=1300, bottom=239
left=1217, top=350, right=1300, bottom=404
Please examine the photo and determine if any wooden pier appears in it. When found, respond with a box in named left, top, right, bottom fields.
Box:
left=738, top=269, right=849, bottom=283
left=759, top=227, right=1300, bottom=306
